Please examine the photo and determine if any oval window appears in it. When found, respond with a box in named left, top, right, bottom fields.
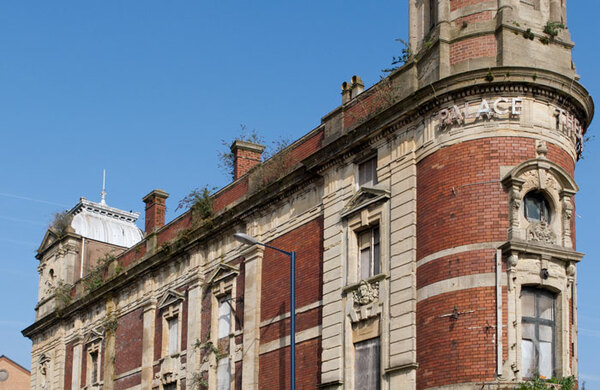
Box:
left=524, top=191, right=551, bottom=223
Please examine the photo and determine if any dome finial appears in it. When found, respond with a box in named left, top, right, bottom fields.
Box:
left=100, top=169, right=107, bottom=204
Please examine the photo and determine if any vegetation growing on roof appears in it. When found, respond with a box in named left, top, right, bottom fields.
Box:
left=177, top=185, right=215, bottom=221
left=50, top=211, right=72, bottom=237
left=382, top=38, right=412, bottom=74
left=218, top=124, right=264, bottom=178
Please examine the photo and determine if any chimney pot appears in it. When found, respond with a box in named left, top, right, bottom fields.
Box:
left=142, top=189, right=169, bottom=234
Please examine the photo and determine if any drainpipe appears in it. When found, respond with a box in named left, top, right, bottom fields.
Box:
left=80, top=237, right=85, bottom=279
left=496, top=249, right=503, bottom=377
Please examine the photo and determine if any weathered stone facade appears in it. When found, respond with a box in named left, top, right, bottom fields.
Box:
left=23, top=1, right=593, bottom=389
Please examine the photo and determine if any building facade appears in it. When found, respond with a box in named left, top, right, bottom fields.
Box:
left=0, top=355, right=31, bottom=390
left=23, top=1, right=593, bottom=389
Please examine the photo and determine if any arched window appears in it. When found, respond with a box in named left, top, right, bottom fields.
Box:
left=524, top=191, right=551, bottom=223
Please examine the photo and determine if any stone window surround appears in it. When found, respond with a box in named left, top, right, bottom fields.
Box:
left=208, top=264, right=238, bottom=390
left=341, top=184, right=390, bottom=390
left=158, top=291, right=185, bottom=359
left=501, top=152, right=581, bottom=381
left=85, top=337, right=102, bottom=388
left=502, top=151, right=578, bottom=248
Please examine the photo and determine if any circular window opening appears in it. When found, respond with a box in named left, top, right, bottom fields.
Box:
left=524, top=191, right=551, bottom=223
left=0, top=369, right=8, bottom=382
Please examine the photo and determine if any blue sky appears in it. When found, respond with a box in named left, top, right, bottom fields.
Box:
left=0, top=1, right=598, bottom=387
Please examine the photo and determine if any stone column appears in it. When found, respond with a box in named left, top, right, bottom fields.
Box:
left=241, top=245, right=264, bottom=390
left=186, top=281, right=202, bottom=383
left=71, top=340, right=82, bottom=390
left=141, top=299, right=157, bottom=390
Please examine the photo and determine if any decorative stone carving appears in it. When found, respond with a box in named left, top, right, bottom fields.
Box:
left=536, top=140, right=548, bottom=159
left=562, top=195, right=574, bottom=247
left=352, top=280, right=379, bottom=305
left=39, top=354, right=50, bottom=390
left=527, top=220, right=556, bottom=244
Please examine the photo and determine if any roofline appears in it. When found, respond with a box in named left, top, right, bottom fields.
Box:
left=0, top=355, right=31, bottom=374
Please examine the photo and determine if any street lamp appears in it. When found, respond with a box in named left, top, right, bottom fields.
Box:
left=233, top=233, right=296, bottom=390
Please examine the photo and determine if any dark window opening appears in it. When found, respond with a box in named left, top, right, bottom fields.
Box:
left=524, top=191, right=551, bottom=223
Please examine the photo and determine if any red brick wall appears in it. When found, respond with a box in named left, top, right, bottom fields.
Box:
left=154, top=309, right=163, bottom=362
left=260, top=217, right=324, bottom=322
left=114, top=372, right=142, bottom=390
left=450, top=35, right=497, bottom=66
left=416, top=137, right=575, bottom=389
left=235, top=361, right=243, bottom=390
left=234, top=148, right=263, bottom=180
left=417, top=249, right=497, bottom=289
left=234, top=257, right=245, bottom=332
left=260, top=307, right=322, bottom=344
left=64, top=342, right=73, bottom=390
left=115, top=308, right=144, bottom=375
left=450, top=0, right=489, bottom=11
left=417, top=287, right=506, bottom=388
left=81, top=345, right=87, bottom=386
left=454, top=10, right=493, bottom=26
left=258, top=338, right=321, bottom=390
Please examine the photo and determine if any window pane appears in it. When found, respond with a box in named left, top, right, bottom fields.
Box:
left=218, top=297, right=231, bottom=338
left=168, top=318, right=178, bottom=355
left=522, top=339, right=535, bottom=378
left=355, top=339, right=380, bottom=390
left=525, top=197, right=541, bottom=221
left=521, top=290, right=535, bottom=318
left=522, top=322, right=535, bottom=340
left=539, top=341, right=553, bottom=378
left=360, top=248, right=371, bottom=280
left=164, top=383, right=177, bottom=390
left=217, top=357, right=231, bottom=390
left=539, top=294, right=554, bottom=321
left=539, top=325, right=553, bottom=343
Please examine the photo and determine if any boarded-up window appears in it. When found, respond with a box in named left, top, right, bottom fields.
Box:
left=168, top=318, right=178, bottom=356
left=354, top=338, right=380, bottom=390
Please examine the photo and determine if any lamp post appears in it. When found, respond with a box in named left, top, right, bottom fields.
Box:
left=233, top=232, right=296, bottom=390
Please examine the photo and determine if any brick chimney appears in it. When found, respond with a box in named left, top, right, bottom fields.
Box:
left=142, top=189, right=169, bottom=234
left=231, top=140, right=265, bottom=180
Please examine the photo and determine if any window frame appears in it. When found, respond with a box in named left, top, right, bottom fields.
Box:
left=358, top=156, right=378, bottom=188
left=521, top=287, right=556, bottom=379
left=161, top=304, right=182, bottom=358
left=85, top=339, right=102, bottom=387
left=523, top=191, right=552, bottom=223
left=358, top=226, right=381, bottom=281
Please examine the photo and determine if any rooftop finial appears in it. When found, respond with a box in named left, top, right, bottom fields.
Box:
left=100, top=169, right=107, bottom=204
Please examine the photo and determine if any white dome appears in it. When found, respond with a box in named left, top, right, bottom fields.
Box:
left=69, top=198, right=143, bottom=248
